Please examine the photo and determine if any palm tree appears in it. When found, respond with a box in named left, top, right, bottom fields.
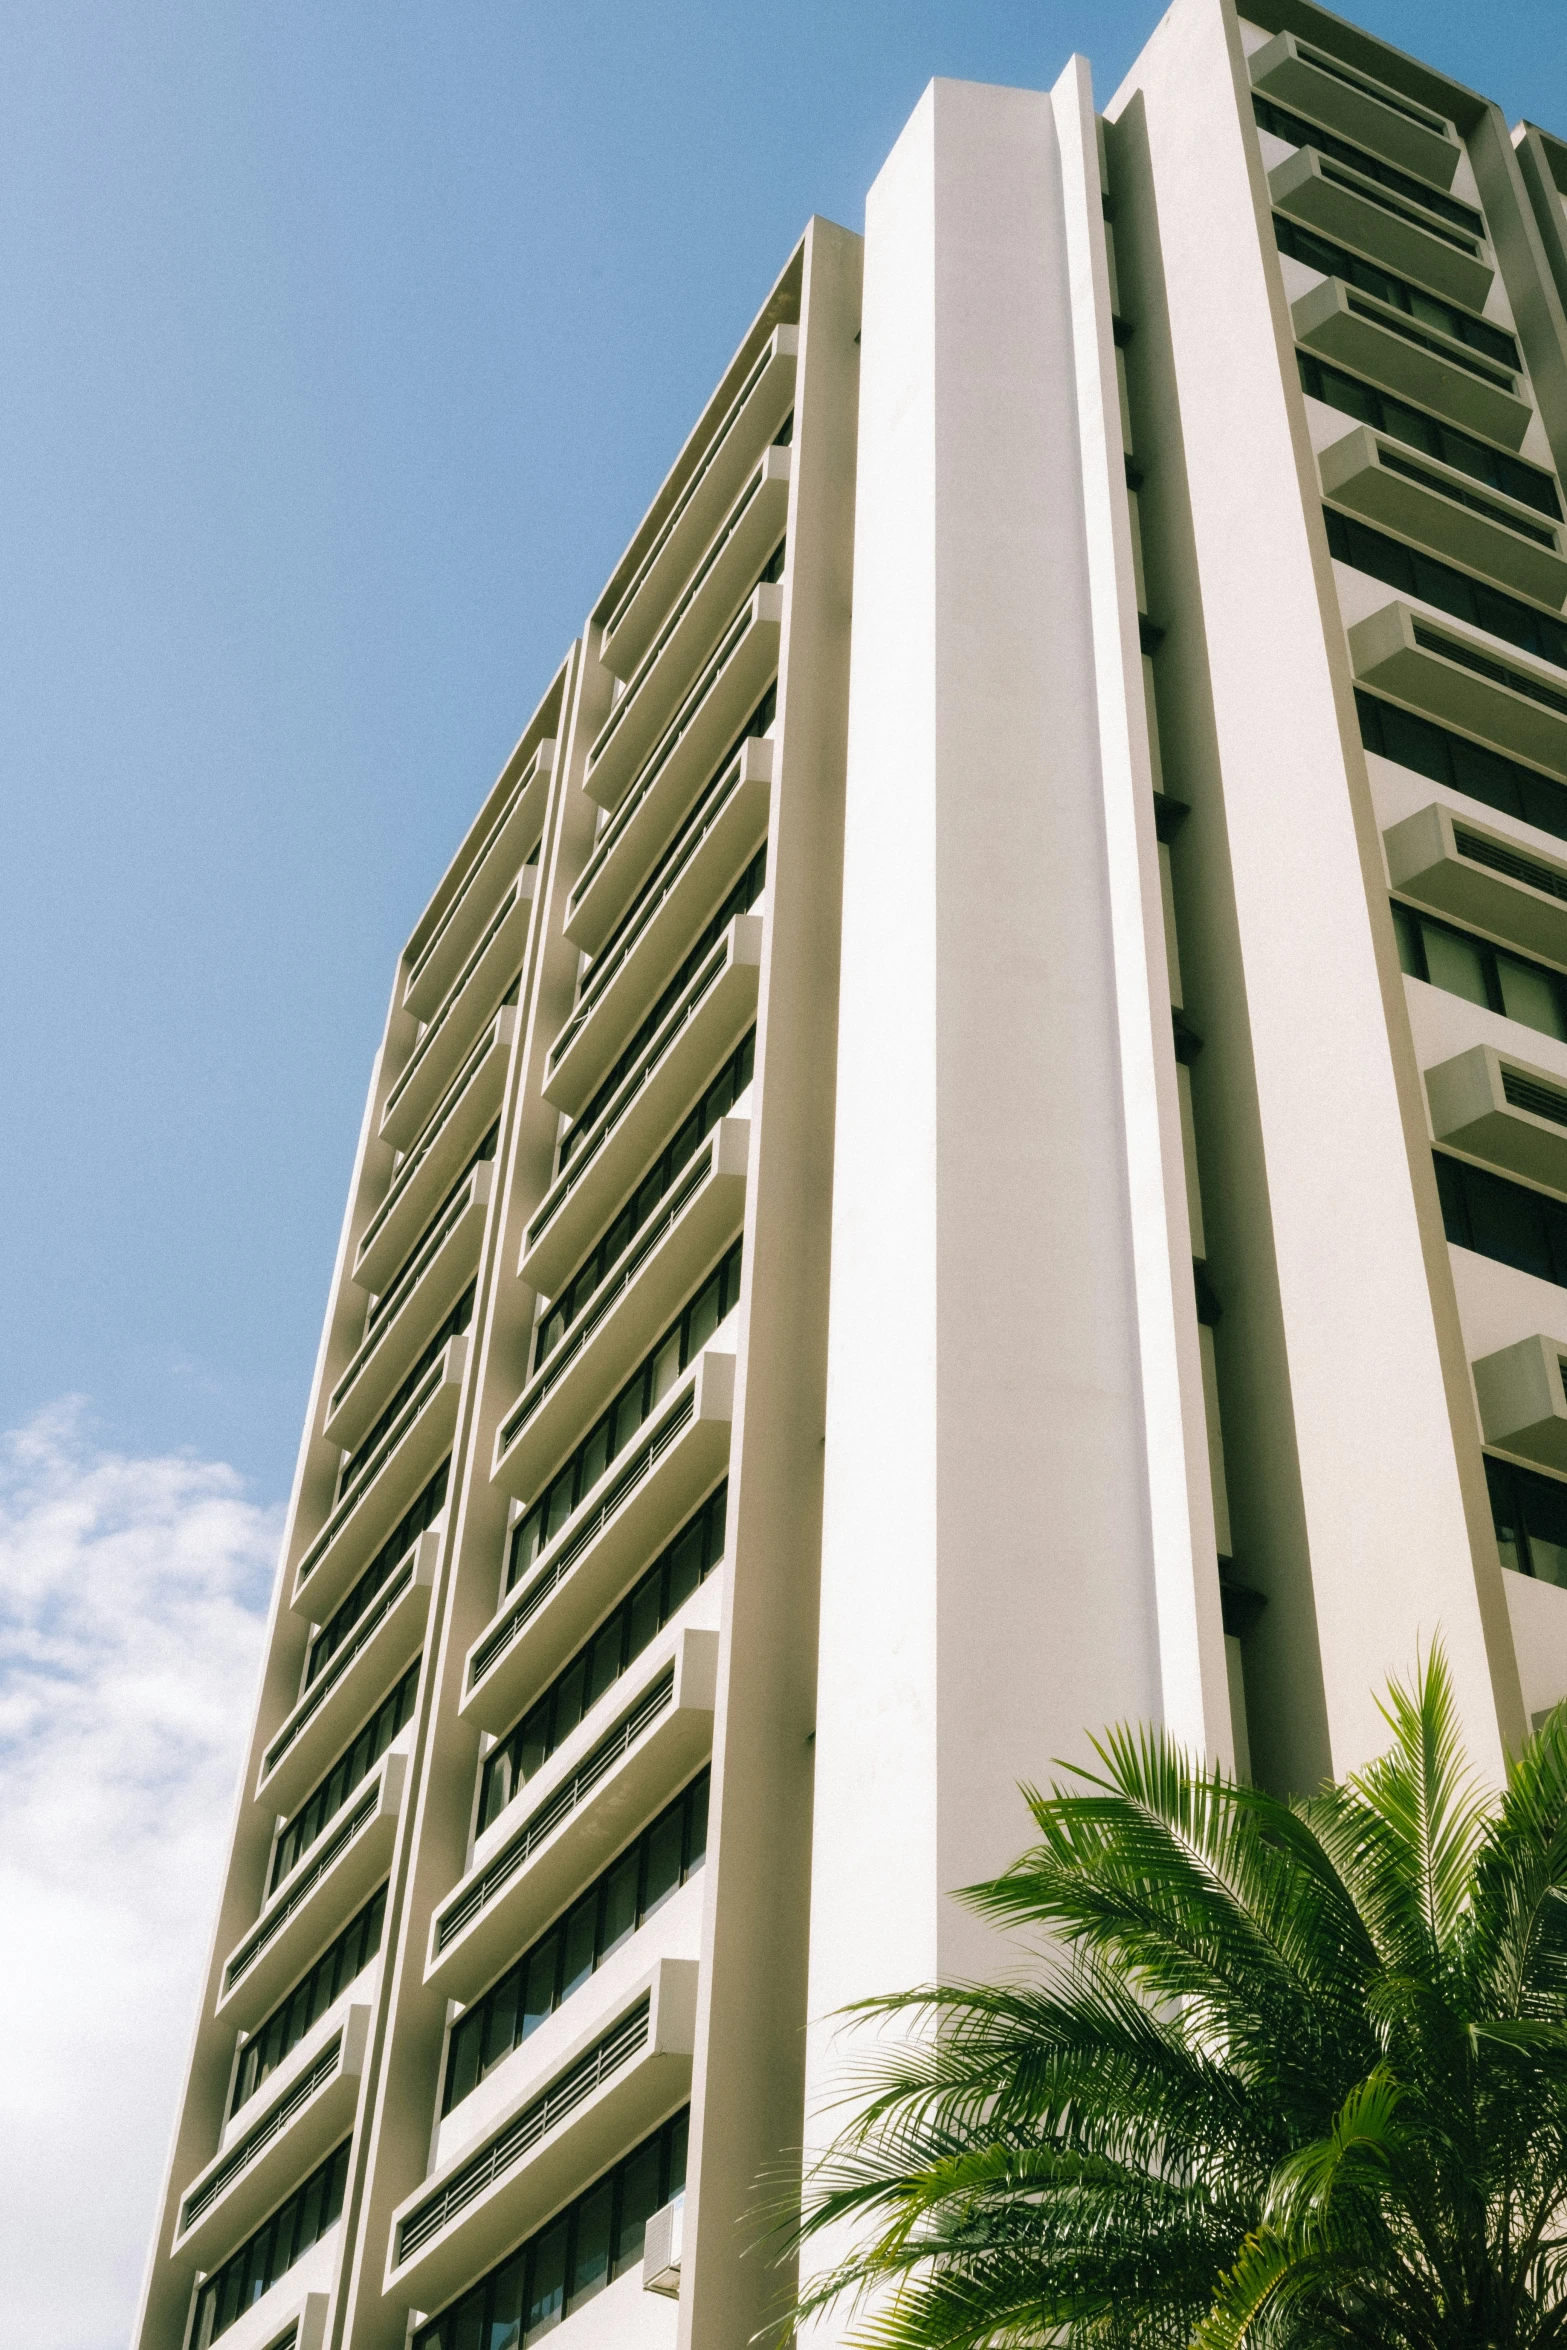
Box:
left=790, top=1646, right=1567, bottom=2349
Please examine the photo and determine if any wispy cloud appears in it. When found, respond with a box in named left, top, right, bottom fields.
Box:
left=0, top=1400, right=280, bottom=2350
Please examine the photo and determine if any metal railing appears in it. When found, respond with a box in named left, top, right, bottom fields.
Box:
left=404, top=744, right=548, bottom=1000
left=180, top=2040, right=342, bottom=2236
left=262, top=1558, right=418, bottom=1784
left=295, top=1354, right=453, bottom=1596
left=435, top=1673, right=675, bottom=1952
left=356, top=1015, right=508, bottom=1272
left=224, top=1785, right=383, bottom=1992
left=397, top=2000, right=651, bottom=2262
left=384, top=883, right=524, bottom=1132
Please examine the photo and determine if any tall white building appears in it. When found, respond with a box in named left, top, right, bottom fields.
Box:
left=137, top=5, right=1567, bottom=2346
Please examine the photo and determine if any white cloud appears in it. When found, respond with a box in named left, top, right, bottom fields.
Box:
left=0, top=1400, right=280, bottom=2350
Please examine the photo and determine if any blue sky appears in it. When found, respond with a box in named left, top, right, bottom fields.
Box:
left=4, top=0, right=1565, bottom=1503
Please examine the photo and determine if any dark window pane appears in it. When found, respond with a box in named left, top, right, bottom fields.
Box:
left=447, top=2012, right=483, bottom=2112
left=486, top=2252, right=525, bottom=2350
left=561, top=1892, right=598, bottom=2000
left=576, top=1417, right=611, bottom=1498
left=585, top=1617, right=623, bottom=1709
left=482, top=1968, right=522, bottom=2076
left=664, top=1522, right=703, bottom=1614
left=1465, top=1167, right=1552, bottom=1281
left=643, top=1807, right=685, bottom=1918
left=525, top=2217, right=569, bottom=2339
left=686, top=1772, right=710, bottom=1871
left=450, top=2301, right=484, bottom=2350
left=551, top=1657, right=588, bottom=1747
left=522, top=1936, right=559, bottom=2039
left=601, top=1849, right=640, bottom=1959
left=613, top=2144, right=663, bottom=2278
left=627, top=1569, right=664, bottom=1660
left=568, top=2180, right=615, bottom=2311
left=665, top=2108, right=690, bottom=2198
left=1521, top=1465, right=1567, bottom=1587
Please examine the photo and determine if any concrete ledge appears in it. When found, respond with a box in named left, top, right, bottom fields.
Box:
left=468, top=1351, right=732, bottom=1733
left=1426, top=1041, right=1567, bottom=1191
left=1349, top=600, right=1567, bottom=781
left=1321, top=425, right=1567, bottom=606
left=258, top=1532, right=438, bottom=1815
left=584, top=453, right=790, bottom=815
left=600, top=324, right=796, bottom=678
left=1250, top=27, right=1461, bottom=189
left=218, top=1753, right=405, bottom=2032
left=382, top=875, right=534, bottom=1151
left=290, top=1341, right=466, bottom=1624
left=428, top=1632, right=716, bottom=2004
left=520, top=919, right=761, bottom=1299
left=1293, top=277, right=1530, bottom=450
left=354, top=1007, right=516, bottom=1296
left=546, top=743, right=772, bottom=1115
left=173, top=2009, right=369, bottom=2272
left=496, top=1135, right=746, bottom=1499
left=327, top=1166, right=491, bottom=1451
left=565, top=594, right=780, bottom=956
left=1385, top=802, right=1567, bottom=965
left=1270, top=145, right=1490, bottom=310
left=404, top=742, right=553, bottom=1021
left=384, top=1961, right=697, bottom=2317
left=1474, top=1333, right=1567, bottom=1470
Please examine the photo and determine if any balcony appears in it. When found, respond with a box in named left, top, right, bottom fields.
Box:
left=428, top=1626, right=716, bottom=2004
left=1474, top=1335, right=1567, bottom=1472
left=1321, top=427, right=1567, bottom=607
left=290, top=1335, right=466, bottom=1625
left=1427, top=1042, right=1567, bottom=1191
left=355, top=1006, right=516, bottom=1297
left=497, top=1130, right=746, bottom=1506
left=218, top=1752, right=405, bottom=2030
left=1249, top=29, right=1462, bottom=190
left=257, top=1530, right=438, bottom=1816
left=600, top=321, right=797, bottom=678
left=1385, top=802, right=1567, bottom=964
left=1292, top=280, right=1532, bottom=452
left=547, top=743, right=772, bottom=1118
left=1349, top=601, right=1567, bottom=779
left=586, top=453, right=789, bottom=820
left=468, top=1350, right=732, bottom=1735
left=566, top=586, right=782, bottom=956
left=383, top=1962, right=697, bottom=2315
left=1270, top=147, right=1491, bottom=313
left=382, top=874, right=533, bottom=1154
left=404, top=739, right=553, bottom=1022
left=172, top=2007, right=370, bottom=2273
left=328, top=1165, right=491, bottom=1452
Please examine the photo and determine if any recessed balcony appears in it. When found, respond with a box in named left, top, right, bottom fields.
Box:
left=467, top=1350, right=733, bottom=1736
left=426, top=1627, right=716, bottom=2005
left=496, top=1131, right=746, bottom=1506
left=404, top=739, right=553, bottom=1022
left=585, top=452, right=789, bottom=818
left=1474, top=1335, right=1567, bottom=1472
left=1385, top=802, right=1567, bottom=965
left=522, top=914, right=761, bottom=1297
left=1321, top=428, right=1567, bottom=606
left=1427, top=1042, right=1567, bottom=1191
left=1292, top=279, right=1532, bottom=452
left=1249, top=28, right=1462, bottom=190
left=1271, top=146, right=1491, bottom=312
left=355, top=1006, right=516, bottom=1297
left=327, top=1165, right=491, bottom=1453
left=1349, top=601, right=1567, bottom=780
left=547, top=742, right=772, bottom=1117
left=383, top=1962, right=697, bottom=2315
left=290, top=1336, right=467, bottom=1624
left=172, top=2006, right=370, bottom=2272
left=565, top=586, right=782, bottom=956
left=257, top=1530, right=438, bottom=1816
left=382, top=873, right=533, bottom=1154
left=217, top=1752, right=405, bottom=2030
left=600, top=320, right=797, bottom=678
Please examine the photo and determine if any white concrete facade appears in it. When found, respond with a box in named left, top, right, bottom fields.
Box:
left=136, top=6, right=1567, bottom=2348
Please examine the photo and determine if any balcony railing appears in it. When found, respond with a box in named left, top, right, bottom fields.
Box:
left=224, top=1782, right=384, bottom=1996
left=435, top=1671, right=675, bottom=1955
left=403, top=739, right=551, bottom=1016
left=180, top=2040, right=343, bottom=2238
left=397, top=2000, right=651, bottom=2265
left=261, top=1552, right=418, bottom=1787
left=355, top=1008, right=514, bottom=1285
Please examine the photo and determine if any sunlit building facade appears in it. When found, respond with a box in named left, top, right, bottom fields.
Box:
left=137, top=6, right=1567, bottom=2346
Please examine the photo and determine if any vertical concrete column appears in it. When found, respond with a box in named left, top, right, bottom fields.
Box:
left=807, top=77, right=1169, bottom=2182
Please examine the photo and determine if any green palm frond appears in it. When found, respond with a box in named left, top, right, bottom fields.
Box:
left=781, top=1640, right=1567, bottom=2350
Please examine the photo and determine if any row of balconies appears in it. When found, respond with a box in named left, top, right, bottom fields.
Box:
left=171, top=299, right=795, bottom=2350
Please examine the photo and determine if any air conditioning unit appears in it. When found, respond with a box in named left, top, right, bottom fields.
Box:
left=642, top=2196, right=684, bottom=2297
